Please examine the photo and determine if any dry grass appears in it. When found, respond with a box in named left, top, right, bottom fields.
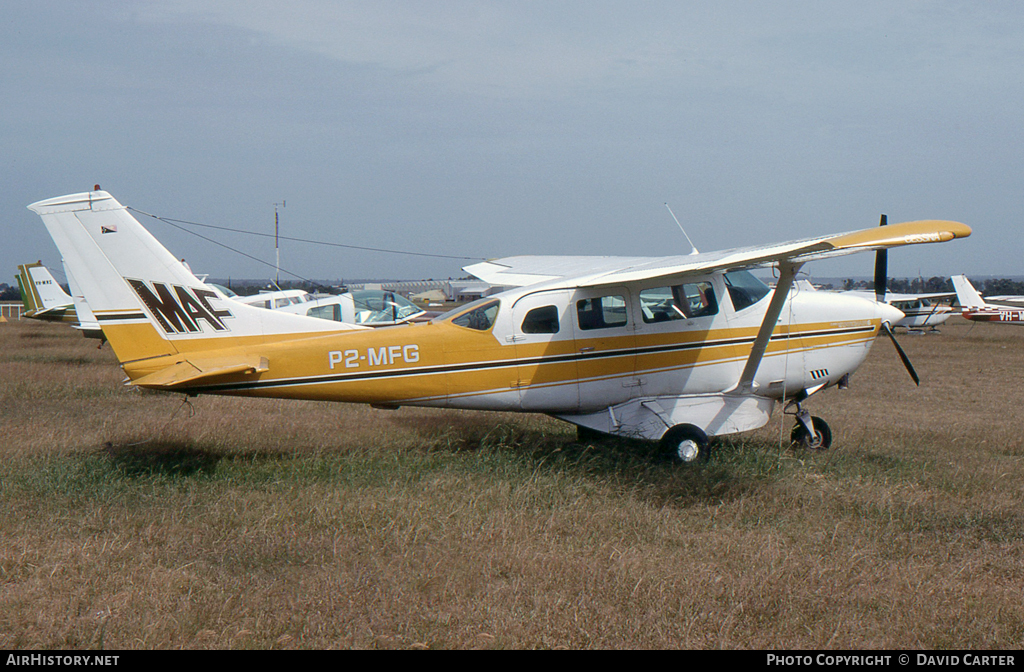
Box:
left=1, top=318, right=1023, bottom=649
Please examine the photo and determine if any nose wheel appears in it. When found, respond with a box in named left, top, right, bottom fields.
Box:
left=789, top=407, right=832, bottom=451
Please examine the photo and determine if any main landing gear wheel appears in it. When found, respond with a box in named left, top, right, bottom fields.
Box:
left=790, top=415, right=832, bottom=451
left=660, top=424, right=710, bottom=465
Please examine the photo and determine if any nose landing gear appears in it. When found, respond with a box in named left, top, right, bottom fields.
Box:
left=787, top=403, right=832, bottom=451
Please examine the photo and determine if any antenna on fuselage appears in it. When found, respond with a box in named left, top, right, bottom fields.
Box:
left=664, top=203, right=699, bottom=255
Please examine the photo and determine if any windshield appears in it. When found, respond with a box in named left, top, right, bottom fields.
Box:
left=437, top=297, right=500, bottom=331
left=724, top=271, right=770, bottom=311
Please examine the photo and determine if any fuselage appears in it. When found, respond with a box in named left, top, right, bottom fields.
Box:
left=961, top=307, right=1024, bottom=324
left=119, top=271, right=895, bottom=415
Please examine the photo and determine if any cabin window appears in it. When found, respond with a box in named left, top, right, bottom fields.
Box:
left=521, top=305, right=560, bottom=334
left=450, top=299, right=500, bottom=331
left=679, top=282, right=718, bottom=318
left=640, top=283, right=717, bottom=322
left=724, top=271, right=770, bottom=311
left=640, top=287, right=684, bottom=323
left=307, top=304, right=341, bottom=321
left=577, top=295, right=627, bottom=330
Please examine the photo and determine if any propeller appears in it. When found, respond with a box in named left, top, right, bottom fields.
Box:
left=881, top=321, right=921, bottom=386
left=874, top=214, right=887, bottom=304
left=874, top=213, right=920, bottom=386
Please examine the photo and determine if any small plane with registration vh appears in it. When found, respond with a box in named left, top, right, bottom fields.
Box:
left=29, top=189, right=970, bottom=463
left=952, top=274, right=1024, bottom=325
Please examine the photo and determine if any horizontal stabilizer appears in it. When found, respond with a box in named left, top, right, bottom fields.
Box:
left=131, top=355, right=270, bottom=389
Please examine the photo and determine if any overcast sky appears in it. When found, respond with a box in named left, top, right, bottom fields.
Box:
left=3, top=1, right=1022, bottom=284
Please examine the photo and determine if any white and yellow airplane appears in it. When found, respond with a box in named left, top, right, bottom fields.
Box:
left=29, top=190, right=970, bottom=462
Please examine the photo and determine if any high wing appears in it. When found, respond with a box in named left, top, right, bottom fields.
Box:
left=467, top=220, right=971, bottom=290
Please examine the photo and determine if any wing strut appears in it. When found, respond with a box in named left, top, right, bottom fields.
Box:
left=732, top=261, right=803, bottom=395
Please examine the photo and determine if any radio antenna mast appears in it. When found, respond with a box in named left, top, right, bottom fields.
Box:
left=274, top=200, right=286, bottom=285
left=664, top=203, right=699, bottom=255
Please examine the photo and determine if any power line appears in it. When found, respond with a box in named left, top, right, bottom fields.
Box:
left=129, top=207, right=317, bottom=284
left=126, top=206, right=486, bottom=262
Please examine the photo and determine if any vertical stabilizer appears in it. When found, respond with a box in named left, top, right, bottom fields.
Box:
left=951, top=274, right=987, bottom=309
left=16, top=262, right=74, bottom=320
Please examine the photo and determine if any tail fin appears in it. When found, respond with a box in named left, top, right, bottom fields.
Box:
left=16, top=262, right=75, bottom=321
left=28, top=190, right=362, bottom=366
left=951, top=274, right=987, bottom=309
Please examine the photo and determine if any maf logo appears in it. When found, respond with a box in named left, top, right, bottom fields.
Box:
left=127, top=279, right=233, bottom=334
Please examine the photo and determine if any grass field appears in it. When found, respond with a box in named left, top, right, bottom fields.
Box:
left=1, top=317, right=1023, bottom=649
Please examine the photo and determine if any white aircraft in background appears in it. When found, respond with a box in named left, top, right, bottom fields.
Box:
left=29, top=189, right=970, bottom=463
left=16, top=261, right=102, bottom=338
left=210, top=284, right=428, bottom=327
left=838, top=290, right=955, bottom=331
left=952, top=275, right=1024, bottom=325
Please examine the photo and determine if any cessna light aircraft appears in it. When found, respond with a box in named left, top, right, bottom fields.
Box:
left=839, top=289, right=955, bottom=331
left=952, top=274, right=1024, bottom=325
left=16, top=261, right=74, bottom=322
left=29, top=190, right=970, bottom=463
left=16, top=261, right=102, bottom=337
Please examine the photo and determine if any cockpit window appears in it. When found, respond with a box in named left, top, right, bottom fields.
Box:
left=447, top=299, right=500, bottom=331
left=724, top=271, right=770, bottom=311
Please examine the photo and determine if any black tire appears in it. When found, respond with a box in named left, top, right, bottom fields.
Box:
left=791, top=416, right=832, bottom=451
left=660, top=424, right=710, bottom=464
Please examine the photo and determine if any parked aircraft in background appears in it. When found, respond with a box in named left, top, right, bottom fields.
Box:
left=30, top=190, right=970, bottom=463
left=17, top=261, right=427, bottom=335
left=16, top=262, right=74, bottom=322
left=952, top=275, right=1024, bottom=325
left=839, top=290, right=955, bottom=331
left=210, top=284, right=428, bottom=327
left=16, top=261, right=102, bottom=338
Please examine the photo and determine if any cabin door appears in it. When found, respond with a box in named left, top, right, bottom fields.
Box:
left=569, top=286, right=639, bottom=413
left=508, top=290, right=579, bottom=412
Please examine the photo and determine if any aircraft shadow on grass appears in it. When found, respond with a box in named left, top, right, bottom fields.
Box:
left=99, top=440, right=287, bottom=478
